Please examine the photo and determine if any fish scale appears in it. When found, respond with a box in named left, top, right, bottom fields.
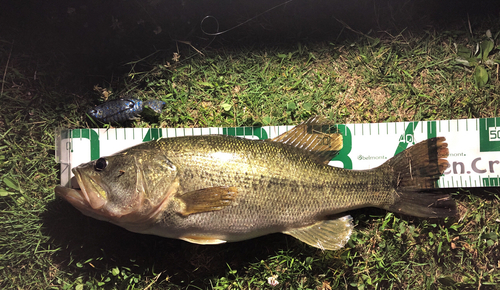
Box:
left=134, top=135, right=417, bottom=233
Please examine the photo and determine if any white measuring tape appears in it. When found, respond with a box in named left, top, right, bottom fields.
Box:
left=56, top=117, right=500, bottom=188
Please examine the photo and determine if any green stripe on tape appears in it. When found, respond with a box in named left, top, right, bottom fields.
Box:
left=70, top=129, right=100, bottom=161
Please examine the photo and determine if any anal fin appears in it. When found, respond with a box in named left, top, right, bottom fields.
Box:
left=283, top=215, right=354, bottom=251
left=176, top=186, right=238, bottom=216
left=180, top=235, right=227, bottom=245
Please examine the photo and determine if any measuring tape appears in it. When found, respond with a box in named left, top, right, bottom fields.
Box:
left=56, top=117, right=500, bottom=188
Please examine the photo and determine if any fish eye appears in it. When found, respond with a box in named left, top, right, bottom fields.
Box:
left=94, top=158, right=108, bottom=171
left=89, top=108, right=103, bottom=117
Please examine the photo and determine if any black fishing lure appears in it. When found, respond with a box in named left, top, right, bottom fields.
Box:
left=88, top=99, right=166, bottom=123
left=143, top=100, right=166, bottom=114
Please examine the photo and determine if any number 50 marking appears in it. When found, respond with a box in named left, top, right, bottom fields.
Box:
left=489, top=127, right=500, bottom=141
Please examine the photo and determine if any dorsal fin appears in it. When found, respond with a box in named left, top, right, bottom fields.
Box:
left=268, top=116, right=343, bottom=164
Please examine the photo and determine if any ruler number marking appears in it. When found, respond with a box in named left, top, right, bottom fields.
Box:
left=489, top=127, right=500, bottom=141
left=399, top=133, right=414, bottom=144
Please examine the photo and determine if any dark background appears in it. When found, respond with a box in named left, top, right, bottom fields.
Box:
left=1, top=0, right=499, bottom=93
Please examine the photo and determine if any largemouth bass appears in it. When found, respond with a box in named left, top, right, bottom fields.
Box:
left=55, top=117, right=455, bottom=250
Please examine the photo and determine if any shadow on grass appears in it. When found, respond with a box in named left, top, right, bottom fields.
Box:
left=41, top=198, right=302, bottom=287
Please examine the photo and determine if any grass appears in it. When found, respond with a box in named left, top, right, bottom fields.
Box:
left=1, top=10, right=500, bottom=290
left=126, top=30, right=499, bottom=128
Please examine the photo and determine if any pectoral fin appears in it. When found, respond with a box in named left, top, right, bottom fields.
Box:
left=283, top=215, right=354, bottom=251
left=176, top=186, right=238, bottom=216
left=180, top=235, right=227, bottom=245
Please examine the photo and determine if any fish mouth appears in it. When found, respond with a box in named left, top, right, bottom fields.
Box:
left=55, top=164, right=166, bottom=232
left=55, top=168, right=107, bottom=212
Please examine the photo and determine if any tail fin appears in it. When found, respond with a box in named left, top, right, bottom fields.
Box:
left=381, top=137, right=456, bottom=218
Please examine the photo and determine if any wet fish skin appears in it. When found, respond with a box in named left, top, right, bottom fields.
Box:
left=55, top=117, right=455, bottom=250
